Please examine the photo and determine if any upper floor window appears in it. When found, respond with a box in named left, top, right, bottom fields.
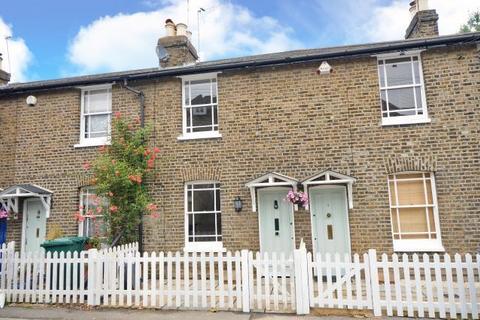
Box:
left=78, top=84, right=112, bottom=147
left=78, top=187, right=107, bottom=238
left=185, top=182, right=223, bottom=252
left=179, top=73, right=221, bottom=140
left=388, top=172, right=443, bottom=252
left=377, top=53, right=430, bottom=126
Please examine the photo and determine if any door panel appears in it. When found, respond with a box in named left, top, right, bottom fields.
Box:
left=310, top=187, right=350, bottom=257
left=24, top=199, right=46, bottom=253
left=258, top=188, right=294, bottom=255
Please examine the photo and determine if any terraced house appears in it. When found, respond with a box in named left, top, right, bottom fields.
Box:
left=0, top=1, right=478, bottom=257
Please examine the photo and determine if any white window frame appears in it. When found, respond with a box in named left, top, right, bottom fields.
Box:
left=376, top=51, right=431, bottom=126
left=78, top=187, right=106, bottom=238
left=75, top=84, right=112, bottom=148
left=184, top=181, right=224, bottom=252
left=178, top=73, right=222, bottom=141
left=387, top=172, right=444, bottom=252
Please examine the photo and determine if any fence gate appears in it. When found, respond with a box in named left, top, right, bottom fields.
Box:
left=307, top=252, right=373, bottom=311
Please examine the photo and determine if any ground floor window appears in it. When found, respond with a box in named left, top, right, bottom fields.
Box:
left=78, top=187, right=107, bottom=238
left=388, top=172, right=443, bottom=252
left=185, top=182, right=222, bottom=251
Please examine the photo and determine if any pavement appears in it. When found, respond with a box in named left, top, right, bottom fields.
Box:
left=0, top=305, right=374, bottom=320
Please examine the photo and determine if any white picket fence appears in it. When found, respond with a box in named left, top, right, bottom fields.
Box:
left=1, top=241, right=479, bottom=319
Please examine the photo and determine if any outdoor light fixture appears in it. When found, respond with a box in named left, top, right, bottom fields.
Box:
left=234, top=196, right=243, bottom=212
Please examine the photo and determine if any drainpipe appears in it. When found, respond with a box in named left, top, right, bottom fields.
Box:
left=121, top=79, right=146, bottom=254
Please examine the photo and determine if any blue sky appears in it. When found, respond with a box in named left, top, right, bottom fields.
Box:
left=0, top=0, right=477, bottom=82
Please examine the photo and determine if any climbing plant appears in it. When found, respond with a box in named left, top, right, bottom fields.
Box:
left=79, top=112, right=159, bottom=244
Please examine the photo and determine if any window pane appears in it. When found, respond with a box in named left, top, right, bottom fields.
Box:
left=428, top=208, right=436, bottom=232
left=387, top=87, right=415, bottom=111
left=212, top=79, right=217, bottom=104
left=85, top=89, right=110, bottom=113
left=381, top=90, right=387, bottom=111
left=215, top=188, right=220, bottom=211
left=385, top=58, right=413, bottom=86
left=216, top=212, right=221, bottom=236
left=378, top=64, right=386, bottom=87
left=187, top=190, right=193, bottom=212
left=193, top=184, right=215, bottom=189
left=391, top=209, right=399, bottom=234
left=188, top=214, right=194, bottom=236
left=213, top=105, right=218, bottom=125
left=184, top=82, right=190, bottom=105
left=194, top=213, right=216, bottom=236
left=415, top=87, right=423, bottom=112
left=192, top=106, right=213, bottom=129
left=87, top=114, right=110, bottom=138
left=397, top=179, right=425, bottom=206
left=413, top=60, right=420, bottom=84
left=193, top=190, right=215, bottom=211
left=398, top=207, right=428, bottom=236
left=389, top=181, right=397, bottom=206
left=190, top=80, right=212, bottom=105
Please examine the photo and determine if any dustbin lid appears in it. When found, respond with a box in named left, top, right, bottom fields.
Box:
left=40, top=238, right=74, bottom=248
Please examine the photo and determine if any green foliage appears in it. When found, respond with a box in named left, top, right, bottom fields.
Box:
left=82, top=112, right=159, bottom=244
left=460, top=11, right=480, bottom=33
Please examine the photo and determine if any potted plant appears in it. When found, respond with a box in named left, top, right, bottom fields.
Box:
left=285, top=189, right=309, bottom=208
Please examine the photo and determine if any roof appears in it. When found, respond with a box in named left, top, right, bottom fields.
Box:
left=1, top=32, right=479, bottom=95
left=0, top=184, right=53, bottom=197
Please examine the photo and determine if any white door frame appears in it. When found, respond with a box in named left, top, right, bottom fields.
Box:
left=308, top=185, right=351, bottom=258
left=21, top=198, right=47, bottom=253
left=257, top=186, right=296, bottom=254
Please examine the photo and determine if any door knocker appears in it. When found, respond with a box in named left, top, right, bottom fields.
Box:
left=326, top=212, right=332, bottom=218
left=273, top=200, right=279, bottom=210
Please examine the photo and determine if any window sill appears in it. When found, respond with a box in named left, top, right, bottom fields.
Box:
left=393, top=239, right=445, bottom=253
left=183, top=242, right=226, bottom=253
left=74, top=139, right=111, bottom=148
left=381, top=116, right=431, bottom=126
left=177, top=132, right=222, bottom=141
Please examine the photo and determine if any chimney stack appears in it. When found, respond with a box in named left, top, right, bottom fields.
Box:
left=0, top=54, right=11, bottom=85
left=405, top=0, right=439, bottom=39
left=156, top=19, right=198, bottom=68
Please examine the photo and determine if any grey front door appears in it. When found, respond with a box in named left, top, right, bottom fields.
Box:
left=24, top=199, right=47, bottom=253
left=258, top=188, right=295, bottom=255
left=310, top=186, right=351, bottom=257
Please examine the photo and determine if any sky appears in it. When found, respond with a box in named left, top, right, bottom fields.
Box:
left=0, top=0, right=478, bottom=83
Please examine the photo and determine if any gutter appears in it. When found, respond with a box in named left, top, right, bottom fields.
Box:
left=1, top=33, right=479, bottom=95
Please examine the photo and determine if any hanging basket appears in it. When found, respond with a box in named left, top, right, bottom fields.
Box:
left=285, top=190, right=308, bottom=208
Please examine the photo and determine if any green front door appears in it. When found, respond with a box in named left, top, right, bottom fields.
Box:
left=310, top=186, right=350, bottom=257
left=258, top=188, right=294, bottom=255
left=24, top=199, right=47, bottom=253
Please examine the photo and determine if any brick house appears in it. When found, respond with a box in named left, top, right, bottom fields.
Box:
left=0, top=1, right=478, bottom=256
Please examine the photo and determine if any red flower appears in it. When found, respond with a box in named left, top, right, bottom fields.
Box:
left=150, top=212, right=160, bottom=219
left=153, top=147, right=160, bottom=154
left=96, top=206, right=103, bottom=214
left=128, top=175, right=142, bottom=184
left=147, top=158, right=154, bottom=169
left=74, top=212, right=85, bottom=222
left=83, top=161, right=91, bottom=171
left=144, top=149, right=151, bottom=156
left=114, top=111, right=122, bottom=119
left=109, top=205, right=118, bottom=213
left=146, top=203, right=158, bottom=212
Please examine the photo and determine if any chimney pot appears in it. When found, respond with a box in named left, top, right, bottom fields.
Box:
left=165, top=19, right=176, bottom=37
left=405, top=0, right=438, bottom=39
left=176, top=23, right=188, bottom=36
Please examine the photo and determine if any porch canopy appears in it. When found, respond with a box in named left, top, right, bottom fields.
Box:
left=301, top=170, right=356, bottom=209
left=0, top=184, right=52, bottom=218
left=245, top=172, right=299, bottom=212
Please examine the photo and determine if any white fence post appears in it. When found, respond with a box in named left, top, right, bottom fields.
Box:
left=241, top=249, right=250, bottom=313
left=368, top=249, right=381, bottom=316
left=87, top=249, right=98, bottom=306
left=294, top=244, right=310, bottom=315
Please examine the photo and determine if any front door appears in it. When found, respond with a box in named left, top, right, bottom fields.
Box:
left=310, top=186, right=351, bottom=257
left=258, top=188, right=294, bottom=256
left=23, top=199, right=47, bottom=253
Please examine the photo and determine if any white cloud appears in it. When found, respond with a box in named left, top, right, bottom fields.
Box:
left=362, top=0, right=480, bottom=42
left=0, top=18, right=32, bottom=82
left=68, top=0, right=302, bottom=74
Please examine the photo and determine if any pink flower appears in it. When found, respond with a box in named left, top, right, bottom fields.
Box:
left=109, top=205, right=118, bottom=213
left=146, top=203, right=158, bottom=212
left=114, top=111, right=122, bottom=119
left=83, top=161, right=91, bottom=171
left=96, top=206, right=103, bottom=214
left=153, top=147, right=160, bottom=154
